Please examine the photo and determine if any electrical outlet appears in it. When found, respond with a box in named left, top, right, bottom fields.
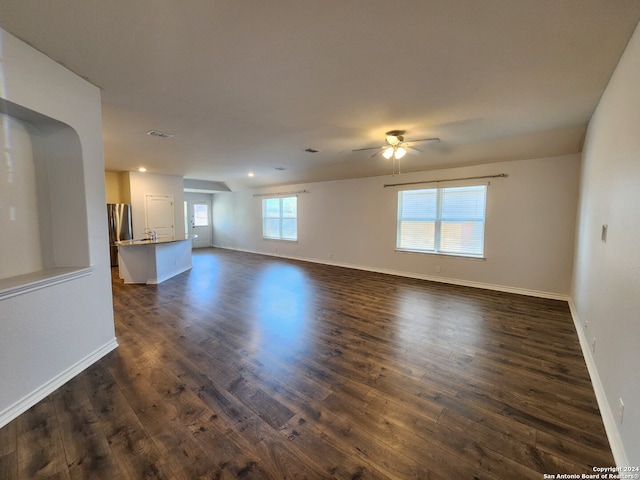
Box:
left=619, top=398, right=624, bottom=424
left=435, top=266, right=441, bottom=273
left=328, top=253, right=332, bottom=259
left=591, top=337, right=596, bottom=354
left=584, top=319, right=589, bottom=329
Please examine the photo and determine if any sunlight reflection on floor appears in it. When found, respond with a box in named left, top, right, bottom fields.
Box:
left=252, top=263, right=311, bottom=362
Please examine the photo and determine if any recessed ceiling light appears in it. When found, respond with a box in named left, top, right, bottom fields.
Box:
left=138, top=167, right=147, bottom=172
left=248, top=172, right=255, bottom=177
left=146, top=130, right=174, bottom=139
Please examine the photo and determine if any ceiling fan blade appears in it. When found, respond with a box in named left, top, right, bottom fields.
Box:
left=407, top=145, right=423, bottom=153
left=353, top=145, right=385, bottom=152
left=406, top=137, right=440, bottom=144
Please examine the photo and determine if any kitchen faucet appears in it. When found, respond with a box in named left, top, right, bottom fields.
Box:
left=144, top=227, right=158, bottom=241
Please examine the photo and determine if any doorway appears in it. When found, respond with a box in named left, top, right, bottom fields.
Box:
left=184, top=193, right=213, bottom=248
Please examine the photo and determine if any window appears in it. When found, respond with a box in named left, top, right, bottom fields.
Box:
left=262, top=196, right=297, bottom=240
left=397, top=185, right=487, bottom=257
left=193, top=203, right=209, bottom=226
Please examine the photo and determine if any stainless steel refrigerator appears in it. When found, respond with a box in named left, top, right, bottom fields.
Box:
left=107, top=203, right=133, bottom=266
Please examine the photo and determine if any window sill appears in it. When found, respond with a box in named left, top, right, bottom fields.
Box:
left=395, top=249, right=486, bottom=260
left=0, top=267, right=94, bottom=301
left=262, top=237, right=298, bottom=243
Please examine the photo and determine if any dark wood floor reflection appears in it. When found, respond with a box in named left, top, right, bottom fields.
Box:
left=0, top=248, right=614, bottom=479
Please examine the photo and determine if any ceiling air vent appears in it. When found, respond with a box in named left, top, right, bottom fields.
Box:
left=146, top=130, right=174, bottom=139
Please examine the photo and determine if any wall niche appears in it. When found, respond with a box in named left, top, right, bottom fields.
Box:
left=0, top=99, right=90, bottom=297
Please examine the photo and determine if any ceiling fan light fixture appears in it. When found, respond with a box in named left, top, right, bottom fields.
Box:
left=383, top=146, right=394, bottom=159
left=353, top=130, right=439, bottom=175
left=382, top=145, right=406, bottom=160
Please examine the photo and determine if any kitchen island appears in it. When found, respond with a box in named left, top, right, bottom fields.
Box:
left=116, top=236, right=196, bottom=284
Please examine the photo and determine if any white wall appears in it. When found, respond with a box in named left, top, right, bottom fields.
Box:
left=0, top=28, right=117, bottom=426
left=571, top=21, right=640, bottom=466
left=214, top=154, right=580, bottom=298
left=0, top=113, right=42, bottom=279
left=128, top=171, right=186, bottom=239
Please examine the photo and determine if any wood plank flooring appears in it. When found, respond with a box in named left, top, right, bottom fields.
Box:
left=0, top=248, right=614, bottom=479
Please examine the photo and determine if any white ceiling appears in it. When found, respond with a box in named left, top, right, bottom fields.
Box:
left=1, top=1, right=639, bottom=191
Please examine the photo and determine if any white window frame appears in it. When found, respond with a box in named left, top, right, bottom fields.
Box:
left=396, top=184, right=487, bottom=258
left=262, top=196, right=298, bottom=241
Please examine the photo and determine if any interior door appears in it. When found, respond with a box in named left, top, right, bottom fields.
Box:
left=188, top=200, right=212, bottom=248
left=145, top=194, right=175, bottom=240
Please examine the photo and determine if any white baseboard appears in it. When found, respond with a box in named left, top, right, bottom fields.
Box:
left=0, top=338, right=119, bottom=429
left=567, top=300, right=628, bottom=466
left=320, top=260, right=568, bottom=301
left=213, top=246, right=568, bottom=301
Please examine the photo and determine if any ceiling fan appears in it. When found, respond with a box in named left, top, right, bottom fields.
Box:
left=353, top=130, right=440, bottom=175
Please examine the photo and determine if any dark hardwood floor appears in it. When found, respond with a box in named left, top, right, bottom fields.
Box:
left=0, top=248, right=614, bottom=479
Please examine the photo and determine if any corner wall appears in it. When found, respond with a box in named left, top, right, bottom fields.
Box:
left=0, top=28, right=117, bottom=427
left=213, top=154, right=580, bottom=298
left=571, top=21, right=640, bottom=466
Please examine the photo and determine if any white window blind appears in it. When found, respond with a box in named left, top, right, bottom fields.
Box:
left=397, top=185, right=487, bottom=257
left=262, top=196, right=297, bottom=240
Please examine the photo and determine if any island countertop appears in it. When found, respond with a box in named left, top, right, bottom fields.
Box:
left=116, top=235, right=197, bottom=246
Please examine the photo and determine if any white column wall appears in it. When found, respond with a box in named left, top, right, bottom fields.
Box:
left=0, top=29, right=116, bottom=426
